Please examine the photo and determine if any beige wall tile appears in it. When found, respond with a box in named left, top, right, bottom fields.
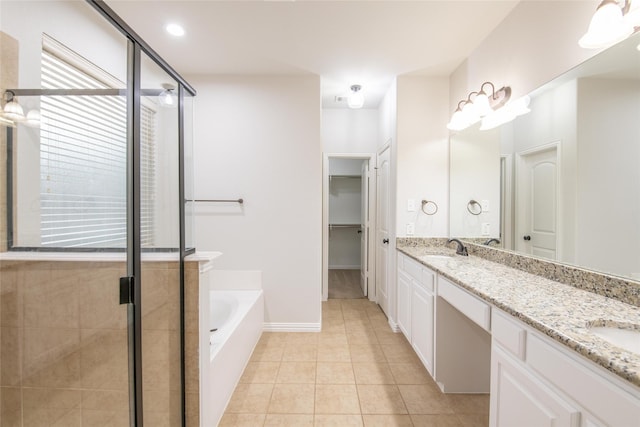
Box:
left=23, top=277, right=79, bottom=329
left=80, top=329, right=128, bottom=390
left=1, top=327, right=22, bottom=386
left=1, top=386, right=22, bottom=426
left=185, top=391, right=200, bottom=427
left=0, top=268, right=21, bottom=327
left=23, top=328, right=81, bottom=388
left=315, top=384, right=360, bottom=414
left=184, top=331, right=200, bottom=393
left=79, top=269, right=127, bottom=330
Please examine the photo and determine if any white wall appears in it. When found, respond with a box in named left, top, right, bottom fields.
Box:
left=576, top=78, right=640, bottom=278
left=189, top=75, right=322, bottom=329
left=322, top=109, right=378, bottom=154
left=396, top=76, right=450, bottom=238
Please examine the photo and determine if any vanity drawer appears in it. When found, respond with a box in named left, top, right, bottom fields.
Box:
left=492, top=310, right=526, bottom=360
left=438, top=277, right=491, bottom=331
left=403, top=256, right=422, bottom=282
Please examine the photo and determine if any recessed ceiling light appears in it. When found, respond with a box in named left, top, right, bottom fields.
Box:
left=166, top=23, right=185, bottom=37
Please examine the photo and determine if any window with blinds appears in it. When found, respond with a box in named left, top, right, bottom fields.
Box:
left=40, top=40, right=156, bottom=248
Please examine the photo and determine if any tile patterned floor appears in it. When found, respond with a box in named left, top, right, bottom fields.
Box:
left=220, top=299, right=489, bottom=427
left=328, top=269, right=365, bottom=299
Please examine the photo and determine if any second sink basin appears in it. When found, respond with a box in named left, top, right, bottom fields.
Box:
left=422, top=254, right=454, bottom=260
left=588, top=322, right=640, bottom=354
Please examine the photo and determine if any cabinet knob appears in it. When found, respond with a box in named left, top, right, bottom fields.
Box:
left=383, top=238, right=389, bottom=244
left=523, top=235, right=531, bottom=241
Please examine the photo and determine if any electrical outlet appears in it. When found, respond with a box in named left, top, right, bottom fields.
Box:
left=481, top=199, right=490, bottom=212
left=407, top=199, right=416, bottom=212
left=406, top=222, right=415, bottom=235
left=481, top=223, right=490, bottom=236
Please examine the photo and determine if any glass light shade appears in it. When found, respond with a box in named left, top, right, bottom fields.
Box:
left=158, top=89, right=177, bottom=108
left=24, top=109, right=41, bottom=127
left=348, top=92, right=364, bottom=109
left=579, top=2, right=634, bottom=48
left=509, top=95, right=531, bottom=117
left=473, top=92, right=493, bottom=117
left=480, top=106, right=516, bottom=130
left=623, top=1, right=640, bottom=27
left=447, top=109, right=467, bottom=131
left=3, top=99, right=24, bottom=121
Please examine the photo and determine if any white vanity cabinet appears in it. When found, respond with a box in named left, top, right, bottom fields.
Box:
left=396, top=253, right=436, bottom=375
left=490, top=310, right=640, bottom=427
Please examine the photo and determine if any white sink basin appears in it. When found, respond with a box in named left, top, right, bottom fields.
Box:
left=422, top=254, right=454, bottom=260
left=589, top=325, right=640, bottom=354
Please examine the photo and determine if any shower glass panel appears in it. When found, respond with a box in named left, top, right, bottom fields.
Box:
left=184, top=94, right=195, bottom=251
left=0, top=1, right=131, bottom=425
left=139, top=53, right=182, bottom=425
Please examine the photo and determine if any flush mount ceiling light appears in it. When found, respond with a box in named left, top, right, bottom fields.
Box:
left=579, top=0, right=640, bottom=49
left=447, top=82, right=512, bottom=131
left=158, top=83, right=177, bottom=108
left=166, top=23, right=185, bottom=37
left=347, top=84, right=364, bottom=109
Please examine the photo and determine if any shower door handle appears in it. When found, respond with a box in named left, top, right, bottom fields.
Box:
left=119, top=276, right=134, bottom=304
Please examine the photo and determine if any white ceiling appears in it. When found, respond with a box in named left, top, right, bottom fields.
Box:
left=106, top=0, right=520, bottom=108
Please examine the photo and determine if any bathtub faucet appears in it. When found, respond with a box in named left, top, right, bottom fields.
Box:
left=447, top=238, right=468, bottom=256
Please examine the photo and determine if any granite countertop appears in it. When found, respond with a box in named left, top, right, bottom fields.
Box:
left=397, top=244, right=640, bottom=389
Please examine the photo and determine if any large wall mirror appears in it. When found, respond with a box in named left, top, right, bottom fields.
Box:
left=450, top=31, right=640, bottom=283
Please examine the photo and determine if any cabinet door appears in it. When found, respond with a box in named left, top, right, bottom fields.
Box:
left=490, top=347, right=580, bottom=427
left=397, top=271, right=412, bottom=340
left=411, top=284, right=434, bottom=375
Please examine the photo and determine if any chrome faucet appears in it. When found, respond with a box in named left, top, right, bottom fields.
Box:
left=447, top=238, right=468, bottom=256
left=483, top=238, right=501, bottom=246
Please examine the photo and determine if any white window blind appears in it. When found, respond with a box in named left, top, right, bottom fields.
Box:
left=40, top=41, right=156, bottom=248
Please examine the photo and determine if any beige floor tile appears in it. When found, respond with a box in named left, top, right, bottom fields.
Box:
left=349, top=344, right=386, bottom=363
left=375, top=330, right=408, bottom=346
left=251, top=344, right=284, bottom=362
left=344, top=319, right=371, bottom=334
left=322, top=300, right=343, bottom=312
left=369, top=318, right=393, bottom=332
left=381, top=343, right=420, bottom=364
left=282, top=343, right=317, bottom=362
left=276, top=362, right=316, bottom=384
left=346, top=331, right=379, bottom=345
left=322, top=318, right=346, bottom=334
left=268, top=384, right=315, bottom=414
left=315, top=414, right=364, bottom=426
left=317, top=343, right=351, bottom=362
left=398, top=385, right=454, bottom=415
left=456, top=413, right=489, bottom=427
left=219, top=413, right=267, bottom=426
left=342, top=309, right=370, bottom=320
left=411, top=414, right=463, bottom=427
left=357, top=384, right=407, bottom=414
left=388, top=363, right=435, bottom=385
left=226, top=383, right=274, bottom=414
left=362, top=414, right=414, bottom=426
left=315, top=384, right=361, bottom=414
left=318, top=332, right=348, bottom=346
left=316, top=362, right=355, bottom=384
left=286, top=333, right=319, bottom=346
left=240, top=361, right=280, bottom=384
left=447, top=394, right=489, bottom=415
left=265, top=413, right=314, bottom=426
left=352, top=362, right=395, bottom=384
left=258, top=332, right=287, bottom=347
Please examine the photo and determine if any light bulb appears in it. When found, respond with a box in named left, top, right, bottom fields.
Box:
left=473, top=92, right=492, bottom=117
left=3, top=99, right=24, bottom=121
left=158, top=86, right=177, bottom=108
left=24, top=109, right=41, bottom=127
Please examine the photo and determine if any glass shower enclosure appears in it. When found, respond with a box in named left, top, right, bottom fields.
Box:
left=0, top=1, right=195, bottom=425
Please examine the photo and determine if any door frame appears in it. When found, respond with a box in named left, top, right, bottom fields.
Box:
left=515, top=141, right=562, bottom=259
left=322, top=153, right=377, bottom=301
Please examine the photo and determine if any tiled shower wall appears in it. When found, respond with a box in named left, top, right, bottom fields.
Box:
left=0, top=259, right=202, bottom=426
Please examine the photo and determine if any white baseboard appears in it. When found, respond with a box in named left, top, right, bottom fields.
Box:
left=387, top=318, right=400, bottom=333
left=328, top=265, right=361, bottom=270
left=263, top=322, right=321, bottom=332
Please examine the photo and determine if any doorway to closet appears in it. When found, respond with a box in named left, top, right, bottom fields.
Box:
left=322, top=154, right=376, bottom=301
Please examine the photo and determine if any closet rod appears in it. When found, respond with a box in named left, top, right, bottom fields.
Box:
left=191, top=198, right=244, bottom=204
left=328, top=224, right=361, bottom=228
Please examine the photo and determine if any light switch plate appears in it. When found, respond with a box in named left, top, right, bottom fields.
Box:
left=407, top=199, right=416, bottom=212
left=481, top=223, right=490, bottom=236
left=481, top=199, right=490, bottom=212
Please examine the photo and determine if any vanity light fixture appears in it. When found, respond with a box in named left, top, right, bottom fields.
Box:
left=347, top=84, right=364, bottom=109
left=447, top=82, right=511, bottom=131
left=480, top=95, right=530, bottom=131
left=2, top=90, right=25, bottom=122
left=580, top=0, right=640, bottom=49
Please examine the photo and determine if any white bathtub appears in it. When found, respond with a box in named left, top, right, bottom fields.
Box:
left=201, top=285, right=264, bottom=427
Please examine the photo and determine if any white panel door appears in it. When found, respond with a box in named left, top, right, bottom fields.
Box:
left=360, top=160, right=368, bottom=296
left=376, top=146, right=390, bottom=315
left=517, top=146, right=558, bottom=260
